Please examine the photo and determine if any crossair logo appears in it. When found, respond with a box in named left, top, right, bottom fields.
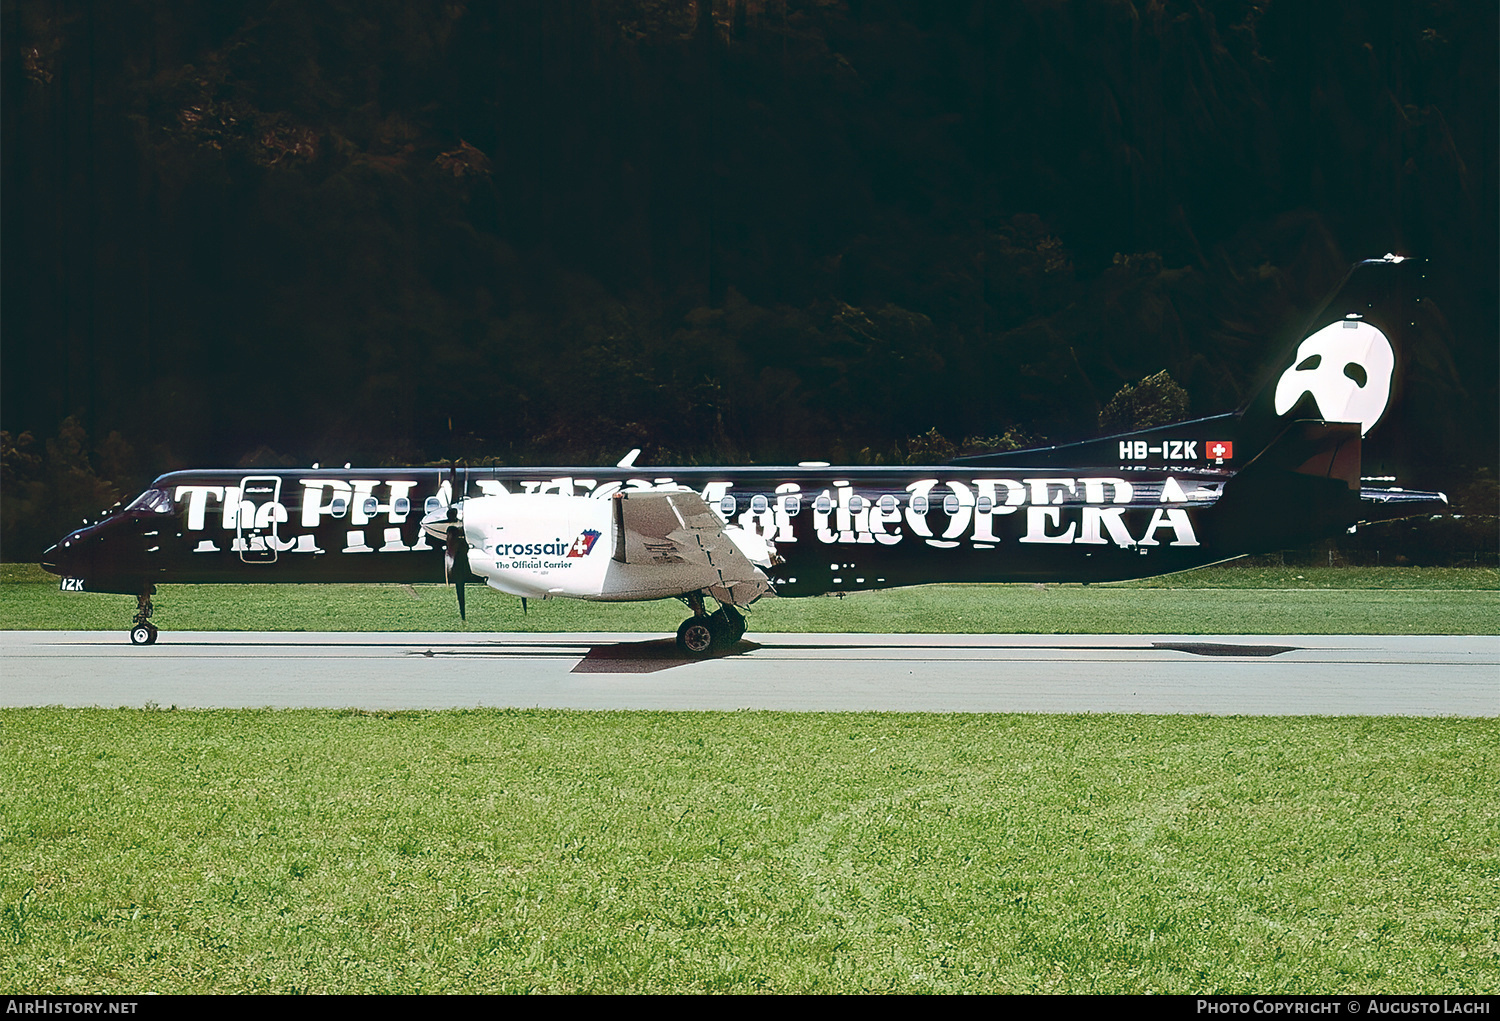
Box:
left=567, top=530, right=601, bottom=558
left=495, top=539, right=580, bottom=557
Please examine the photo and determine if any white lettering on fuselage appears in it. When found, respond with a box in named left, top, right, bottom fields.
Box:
left=175, top=474, right=1202, bottom=555
left=1119, top=439, right=1200, bottom=461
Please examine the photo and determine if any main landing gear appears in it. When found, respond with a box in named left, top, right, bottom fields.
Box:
left=675, top=593, right=747, bottom=658
left=130, top=587, right=159, bottom=645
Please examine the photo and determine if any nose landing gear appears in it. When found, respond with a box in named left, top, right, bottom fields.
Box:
left=130, top=588, right=159, bottom=645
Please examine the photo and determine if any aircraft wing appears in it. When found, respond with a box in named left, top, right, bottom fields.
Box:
left=614, top=490, right=775, bottom=605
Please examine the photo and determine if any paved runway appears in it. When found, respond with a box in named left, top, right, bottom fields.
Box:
left=1, top=631, right=1494, bottom=714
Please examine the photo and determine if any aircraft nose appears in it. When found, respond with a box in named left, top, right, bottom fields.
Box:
left=41, top=529, right=93, bottom=579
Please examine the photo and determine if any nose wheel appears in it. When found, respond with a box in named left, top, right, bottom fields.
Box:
left=129, top=588, right=159, bottom=645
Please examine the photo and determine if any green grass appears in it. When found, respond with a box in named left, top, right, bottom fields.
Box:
left=4, top=567, right=1495, bottom=992
left=3, top=563, right=1495, bottom=634
left=2, top=710, right=1494, bottom=994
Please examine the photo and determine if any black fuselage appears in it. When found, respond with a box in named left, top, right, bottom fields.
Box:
left=45, top=462, right=1285, bottom=597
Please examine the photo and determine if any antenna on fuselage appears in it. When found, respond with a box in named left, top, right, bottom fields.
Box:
left=617, top=448, right=642, bottom=468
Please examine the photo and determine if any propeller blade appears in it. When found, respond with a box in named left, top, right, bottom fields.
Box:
left=445, top=524, right=471, bottom=621
left=434, top=464, right=478, bottom=622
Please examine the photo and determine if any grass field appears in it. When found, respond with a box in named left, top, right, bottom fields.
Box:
left=3, top=564, right=1495, bottom=993
left=2, top=563, right=1497, bottom=635
left=2, top=710, right=1495, bottom=994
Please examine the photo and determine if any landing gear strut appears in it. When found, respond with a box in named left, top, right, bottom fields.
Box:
left=130, top=587, right=159, bottom=646
left=675, top=594, right=747, bottom=658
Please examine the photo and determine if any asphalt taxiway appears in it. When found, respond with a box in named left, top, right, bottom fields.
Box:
left=1, top=631, right=1494, bottom=714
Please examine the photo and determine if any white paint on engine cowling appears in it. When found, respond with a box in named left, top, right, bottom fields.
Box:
left=460, top=494, right=615, bottom=600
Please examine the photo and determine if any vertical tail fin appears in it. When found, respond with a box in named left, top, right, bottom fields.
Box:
left=1236, top=254, right=1422, bottom=456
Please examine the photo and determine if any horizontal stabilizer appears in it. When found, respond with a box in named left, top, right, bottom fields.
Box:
left=1358, top=486, right=1449, bottom=524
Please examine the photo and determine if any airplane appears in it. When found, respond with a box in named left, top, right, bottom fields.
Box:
left=40, top=254, right=1449, bottom=656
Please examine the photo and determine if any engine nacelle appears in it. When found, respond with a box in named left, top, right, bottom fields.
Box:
left=452, top=494, right=615, bottom=600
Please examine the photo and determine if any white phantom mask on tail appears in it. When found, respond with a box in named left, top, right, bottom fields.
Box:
left=1273, top=316, right=1395, bottom=435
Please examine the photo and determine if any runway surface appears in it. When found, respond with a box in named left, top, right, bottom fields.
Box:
left=2, top=630, right=1494, bottom=714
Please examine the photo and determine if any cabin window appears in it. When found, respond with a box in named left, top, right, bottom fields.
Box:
left=848, top=494, right=865, bottom=512
left=751, top=495, right=768, bottom=513
left=911, top=495, right=929, bottom=514
left=362, top=497, right=379, bottom=516
left=424, top=497, right=442, bottom=515
left=814, top=495, right=833, bottom=514
left=976, top=496, right=993, bottom=513
left=782, top=495, right=801, bottom=515
left=393, top=497, right=411, bottom=515
left=943, top=494, right=960, bottom=515
left=720, top=495, right=737, bottom=515
left=879, top=494, right=897, bottom=514
left=330, top=498, right=348, bottom=518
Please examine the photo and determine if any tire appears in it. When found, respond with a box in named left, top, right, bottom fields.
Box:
left=708, top=607, right=746, bottom=648
left=145, top=624, right=159, bottom=645
left=130, top=625, right=153, bottom=646
left=676, top=617, right=716, bottom=657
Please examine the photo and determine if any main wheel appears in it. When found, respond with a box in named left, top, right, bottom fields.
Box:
left=707, top=607, right=745, bottom=649
left=676, top=617, right=716, bottom=657
left=130, top=625, right=153, bottom=646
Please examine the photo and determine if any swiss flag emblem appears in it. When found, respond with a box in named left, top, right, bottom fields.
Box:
left=1207, top=440, right=1233, bottom=461
left=567, top=529, right=601, bottom=557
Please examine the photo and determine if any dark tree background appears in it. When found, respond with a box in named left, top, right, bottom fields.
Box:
left=3, top=0, right=1496, bottom=557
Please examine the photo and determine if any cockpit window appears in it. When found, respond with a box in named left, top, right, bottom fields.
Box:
left=126, top=488, right=175, bottom=514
